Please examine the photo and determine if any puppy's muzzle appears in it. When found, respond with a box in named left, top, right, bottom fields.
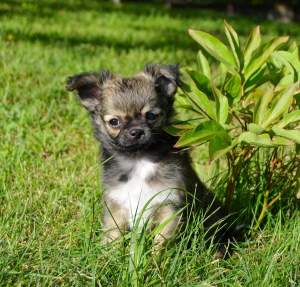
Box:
left=130, top=128, right=145, bottom=140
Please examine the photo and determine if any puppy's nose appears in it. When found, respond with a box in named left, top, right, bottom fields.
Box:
left=130, top=129, right=144, bottom=139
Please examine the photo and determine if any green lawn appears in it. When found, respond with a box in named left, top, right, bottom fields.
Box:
left=1, top=0, right=300, bottom=285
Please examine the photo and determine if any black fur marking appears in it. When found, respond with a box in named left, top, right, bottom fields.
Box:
left=118, top=173, right=129, bottom=182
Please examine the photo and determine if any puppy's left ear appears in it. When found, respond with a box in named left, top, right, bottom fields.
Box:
left=67, top=70, right=111, bottom=112
left=143, top=63, right=181, bottom=98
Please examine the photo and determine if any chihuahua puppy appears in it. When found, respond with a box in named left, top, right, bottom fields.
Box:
left=68, top=64, right=233, bottom=256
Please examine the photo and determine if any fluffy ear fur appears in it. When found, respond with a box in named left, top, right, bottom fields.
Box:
left=143, top=63, right=181, bottom=98
left=67, top=70, right=111, bottom=111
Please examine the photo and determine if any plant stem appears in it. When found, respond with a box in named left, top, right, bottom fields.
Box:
left=254, top=149, right=278, bottom=230
left=267, top=181, right=297, bottom=209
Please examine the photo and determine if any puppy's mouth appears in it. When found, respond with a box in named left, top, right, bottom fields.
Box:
left=116, top=129, right=153, bottom=151
left=117, top=138, right=152, bottom=151
left=119, top=142, right=150, bottom=151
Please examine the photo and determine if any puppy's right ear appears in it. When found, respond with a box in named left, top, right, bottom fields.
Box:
left=67, top=70, right=111, bottom=112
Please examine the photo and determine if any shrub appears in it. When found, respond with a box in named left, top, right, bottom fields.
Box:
left=166, top=20, right=300, bottom=228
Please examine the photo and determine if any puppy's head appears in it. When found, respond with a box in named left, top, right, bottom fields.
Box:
left=67, top=63, right=181, bottom=151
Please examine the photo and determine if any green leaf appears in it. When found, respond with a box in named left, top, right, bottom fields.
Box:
left=288, top=41, right=299, bottom=60
left=189, top=29, right=237, bottom=73
left=296, top=144, right=300, bottom=154
left=180, top=84, right=215, bottom=120
left=163, top=124, right=195, bottom=136
left=245, top=89, right=263, bottom=106
left=209, top=135, right=237, bottom=163
left=253, top=86, right=274, bottom=125
left=271, top=136, right=295, bottom=146
left=262, top=82, right=299, bottom=128
left=221, top=124, right=235, bottom=132
left=211, top=82, right=229, bottom=124
left=270, top=127, right=300, bottom=144
left=197, top=50, right=210, bottom=78
left=248, top=123, right=265, bottom=135
left=174, top=104, right=201, bottom=114
left=244, top=36, right=289, bottom=81
left=185, top=67, right=213, bottom=100
left=274, top=74, right=294, bottom=92
left=255, top=68, right=283, bottom=89
left=212, top=72, right=231, bottom=92
left=273, top=51, right=300, bottom=81
left=224, top=72, right=242, bottom=104
left=276, top=111, right=300, bottom=128
left=175, top=121, right=226, bottom=147
left=219, top=62, right=228, bottom=74
left=244, top=26, right=261, bottom=68
left=239, top=132, right=294, bottom=147
left=243, top=63, right=267, bottom=93
left=296, top=166, right=300, bottom=199
left=224, top=20, right=242, bottom=70
left=270, top=51, right=295, bottom=75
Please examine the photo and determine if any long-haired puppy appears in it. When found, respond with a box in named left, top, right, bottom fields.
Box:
left=67, top=64, right=240, bottom=257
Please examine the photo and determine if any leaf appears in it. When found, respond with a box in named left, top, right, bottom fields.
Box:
left=209, top=136, right=238, bottom=163
left=271, top=136, right=295, bottom=146
left=270, top=127, right=300, bottom=144
left=288, top=41, right=299, bottom=60
left=276, top=111, right=300, bottom=128
left=239, top=132, right=294, bottom=148
left=270, top=52, right=295, bottom=77
left=197, top=50, right=210, bottom=78
left=244, top=36, right=289, bottom=81
left=211, top=82, right=229, bottom=124
left=274, top=74, right=294, bottom=92
left=212, top=72, right=231, bottom=92
left=296, top=144, right=300, bottom=154
left=262, top=82, right=299, bottom=128
left=248, top=123, right=265, bottom=135
left=243, top=63, right=267, bottom=93
left=296, top=166, right=300, bottom=199
left=253, top=86, right=274, bottom=125
left=180, top=84, right=215, bottom=120
left=219, top=62, right=228, bottom=73
left=271, top=52, right=298, bottom=82
left=221, top=123, right=235, bottom=132
left=273, top=51, right=300, bottom=81
left=174, top=104, right=201, bottom=114
left=185, top=67, right=213, bottom=100
left=224, top=72, right=242, bottom=104
left=255, top=68, right=283, bottom=89
left=245, top=89, right=263, bottom=106
left=163, top=124, right=195, bottom=136
left=244, top=26, right=261, bottom=68
left=175, top=121, right=226, bottom=147
left=189, top=29, right=237, bottom=73
left=224, top=20, right=242, bottom=70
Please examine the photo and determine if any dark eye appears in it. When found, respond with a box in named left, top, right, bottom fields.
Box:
left=146, top=112, right=159, bottom=122
left=108, top=118, right=121, bottom=128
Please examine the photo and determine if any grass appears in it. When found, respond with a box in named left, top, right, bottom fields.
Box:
left=1, top=0, right=300, bottom=285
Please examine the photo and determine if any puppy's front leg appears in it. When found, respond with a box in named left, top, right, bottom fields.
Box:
left=102, top=202, right=128, bottom=244
left=152, top=204, right=182, bottom=246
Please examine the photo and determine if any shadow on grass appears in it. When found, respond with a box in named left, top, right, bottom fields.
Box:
left=3, top=0, right=300, bottom=54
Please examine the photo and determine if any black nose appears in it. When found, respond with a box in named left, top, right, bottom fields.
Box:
left=130, top=129, right=144, bottom=139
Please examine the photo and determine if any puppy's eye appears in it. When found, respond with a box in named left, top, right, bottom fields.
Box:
left=146, top=112, right=159, bottom=122
left=108, top=118, right=121, bottom=128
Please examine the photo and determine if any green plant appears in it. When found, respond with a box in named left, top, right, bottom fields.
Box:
left=166, top=20, right=300, bottom=228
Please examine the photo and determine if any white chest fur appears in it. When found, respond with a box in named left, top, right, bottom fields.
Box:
left=106, top=158, right=179, bottom=228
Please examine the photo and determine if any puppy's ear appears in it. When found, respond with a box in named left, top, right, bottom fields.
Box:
left=143, top=63, right=181, bottom=98
left=67, top=70, right=111, bottom=111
